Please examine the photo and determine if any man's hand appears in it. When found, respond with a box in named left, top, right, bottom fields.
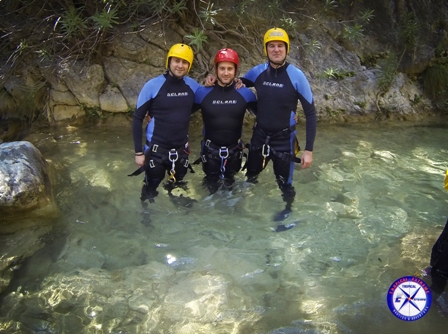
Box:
left=235, top=78, right=245, bottom=89
left=204, top=74, right=216, bottom=86
left=301, top=150, right=313, bottom=169
left=135, top=154, right=145, bottom=167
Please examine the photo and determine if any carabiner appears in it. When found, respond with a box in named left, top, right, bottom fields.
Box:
left=168, top=149, right=178, bottom=162
left=219, top=147, right=229, bottom=159
left=168, top=169, right=176, bottom=183
left=261, top=144, right=270, bottom=169
left=220, top=158, right=227, bottom=179
left=261, top=144, right=270, bottom=158
left=168, top=149, right=178, bottom=182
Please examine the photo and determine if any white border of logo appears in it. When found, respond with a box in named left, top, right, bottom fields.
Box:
left=387, top=276, right=432, bottom=321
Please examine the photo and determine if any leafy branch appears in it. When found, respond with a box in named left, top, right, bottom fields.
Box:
left=185, top=29, right=208, bottom=51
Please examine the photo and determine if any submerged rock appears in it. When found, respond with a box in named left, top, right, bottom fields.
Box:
left=0, top=141, right=58, bottom=221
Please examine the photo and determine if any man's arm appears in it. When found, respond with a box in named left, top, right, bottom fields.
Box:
left=132, top=101, right=151, bottom=167
left=240, top=77, right=254, bottom=88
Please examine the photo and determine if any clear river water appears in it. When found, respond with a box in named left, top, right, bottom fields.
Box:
left=0, top=117, right=447, bottom=333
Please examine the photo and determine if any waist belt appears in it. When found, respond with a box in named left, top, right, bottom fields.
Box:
left=253, top=126, right=300, bottom=168
left=146, top=141, right=189, bottom=156
left=269, top=147, right=301, bottom=164
left=255, top=125, right=296, bottom=139
left=204, top=139, right=241, bottom=152
left=128, top=142, right=193, bottom=177
left=193, top=139, right=243, bottom=165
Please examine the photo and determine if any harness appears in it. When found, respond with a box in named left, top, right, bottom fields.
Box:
left=193, top=139, right=245, bottom=179
left=252, top=125, right=301, bottom=168
left=128, top=143, right=193, bottom=179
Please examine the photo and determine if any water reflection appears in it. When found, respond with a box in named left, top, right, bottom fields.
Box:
left=0, top=119, right=447, bottom=333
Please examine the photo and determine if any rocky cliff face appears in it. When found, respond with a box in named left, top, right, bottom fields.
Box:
left=2, top=23, right=432, bottom=125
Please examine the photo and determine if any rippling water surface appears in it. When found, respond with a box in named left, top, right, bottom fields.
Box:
left=1, top=119, right=447, bottom=333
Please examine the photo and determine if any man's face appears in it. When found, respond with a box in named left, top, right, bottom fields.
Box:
left=216, top=61, right=236, bottom=86
left=267, top=41, right=286, bottom=64
left=169, top=57, right=190, bottom=78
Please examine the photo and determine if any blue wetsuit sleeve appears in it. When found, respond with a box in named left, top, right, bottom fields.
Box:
left=237, top=87, right=258, bottom=116
left=303, top=102, right=317, bottom=152
left=286, top=66, right=317, bottom=151
left=241, top=77, right=254, bottom=88
left=186, top=77, right=202, bottom=113
left=247, top=101, right=258, bottom=116
left=184, top=76, right=201, bottom=93
left=193, top=86, right=213, bottom=113
left=242, top=63, right=268, bottom=88
left=132, top=75, right=165, bottom=152
left=192, top=93, right=200, bottom=113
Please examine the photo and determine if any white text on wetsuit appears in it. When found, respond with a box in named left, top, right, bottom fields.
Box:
left=263, top=81, right=284, bottom=88
left=167, top=92, right=189, bottom=97
left=212, top=100, right=237, bottom=104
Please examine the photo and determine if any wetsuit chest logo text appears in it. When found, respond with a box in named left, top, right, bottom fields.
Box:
left=212, top=100, right=237, bottom=104
left=263, top=81, right=284, bottom=88
left=167, top=92, right=189, bottom=97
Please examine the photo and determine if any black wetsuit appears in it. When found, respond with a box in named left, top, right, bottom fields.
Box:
left=132, top=72, right=200, bottom=201
left=193, top=82, right=257, bottom=191
left=241, top=61, right=317, bottom=210
left=430, top=218, right=448, bottom=293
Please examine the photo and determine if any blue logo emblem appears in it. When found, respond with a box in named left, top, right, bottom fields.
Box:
left=387, top=276, right=432, bottom=321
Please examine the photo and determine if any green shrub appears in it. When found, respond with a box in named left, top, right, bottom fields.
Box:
left=185, top=29, right=208, bottom=51
left=61, top=6, right=87, bottom=39
left=398, top=12, right=419, bottom=47
left=423, top=64, right=448, bottom=107
left=377, top=53, right=398, bottom=93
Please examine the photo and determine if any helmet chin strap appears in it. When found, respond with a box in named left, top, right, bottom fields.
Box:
left=168, top=68, right=184, bottom=79
left=269, top=57, right=286, bottom=68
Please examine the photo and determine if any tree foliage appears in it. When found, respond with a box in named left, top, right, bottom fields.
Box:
left=0, top=0, right=310, bottom=78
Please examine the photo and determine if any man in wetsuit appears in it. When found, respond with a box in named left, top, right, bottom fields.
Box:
left=241, top=28, right=317, bottom=221
left=425, top=170, right=448, bottom=294
left=132, top=43, right=200, bottom=206
left=194, top=48, right=257, bottom=194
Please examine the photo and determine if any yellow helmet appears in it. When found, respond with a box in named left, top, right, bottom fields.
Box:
left=166, top=44, right=194, bottom=72
left=263, top=27, right=290, bottom=55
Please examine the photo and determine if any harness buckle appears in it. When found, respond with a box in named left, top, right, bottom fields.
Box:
left=205, top=139, right=211, bottom=147
left=168, top=149, right=178, bottom=162
left=219, top=147, right=229, bottom=159
left=149, top=160, right=155, bottom=168
left=152, top=144, right=158, bottom=152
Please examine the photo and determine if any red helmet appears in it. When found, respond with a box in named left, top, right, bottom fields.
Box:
left=214, top=48, right=239, bottom=72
